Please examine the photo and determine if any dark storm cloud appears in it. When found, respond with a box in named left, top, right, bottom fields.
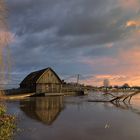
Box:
left=7, top=0, right=131, bottom=38
left=5, top=0, right=140, bottom=86
left=7, top=0, right=132, bottom=48
left=84, top=46, right=115, bottom=57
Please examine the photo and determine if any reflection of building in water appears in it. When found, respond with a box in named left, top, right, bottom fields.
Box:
left=20, top=96, right=64, bottom=125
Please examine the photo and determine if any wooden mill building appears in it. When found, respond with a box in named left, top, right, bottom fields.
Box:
left=20, top=67, right=62, bottom=93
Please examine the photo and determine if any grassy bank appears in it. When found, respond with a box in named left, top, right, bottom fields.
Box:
left=0, top=104, right=16, bottom=140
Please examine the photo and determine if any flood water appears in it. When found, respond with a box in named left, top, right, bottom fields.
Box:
left=5, top=92, right=140, bottom=140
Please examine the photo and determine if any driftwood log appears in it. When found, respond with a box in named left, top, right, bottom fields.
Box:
left=88, top=91, right=140, bottom=103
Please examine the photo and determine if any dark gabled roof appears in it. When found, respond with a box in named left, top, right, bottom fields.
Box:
left=20, top=67, right=62, bottom=85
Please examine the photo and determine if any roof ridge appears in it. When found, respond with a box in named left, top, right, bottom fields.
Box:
left=20, top=67, right=62, bottom=86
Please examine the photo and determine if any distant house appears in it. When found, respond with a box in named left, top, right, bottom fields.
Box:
left=20, top=67, right=62, bottom=93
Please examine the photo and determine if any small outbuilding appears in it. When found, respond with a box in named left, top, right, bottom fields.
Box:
left=20, top=67, right=62, bottom=93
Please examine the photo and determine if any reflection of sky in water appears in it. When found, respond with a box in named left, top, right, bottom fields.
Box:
left=5, top=95, right=140, bottom=140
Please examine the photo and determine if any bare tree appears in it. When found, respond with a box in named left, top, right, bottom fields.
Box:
left=103, top=79, right=110, bottom=88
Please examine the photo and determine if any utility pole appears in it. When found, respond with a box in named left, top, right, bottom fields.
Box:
left=77, top=74, right=80, bottom=85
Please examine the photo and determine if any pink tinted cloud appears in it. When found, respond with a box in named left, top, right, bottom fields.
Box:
left=80, top=74, right=127, bottom=86
left=120, top=47, right=140, bottom=65
left=80, top=46, right=140, bottom=86
left=119, top=0, right=140, bottom=11
left=81, top=74, right=140, bottom=86
left=81, top=57, right=118, bottom=66
left=126, top=20, right=140, bottom=27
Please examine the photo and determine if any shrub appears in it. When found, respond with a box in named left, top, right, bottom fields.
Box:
left=0, top=104, right=16, bottom=140
left=0, top=104, right=6, bottom=116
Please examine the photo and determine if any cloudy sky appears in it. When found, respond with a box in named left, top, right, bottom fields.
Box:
left=3, top=0, right=140, bottom=87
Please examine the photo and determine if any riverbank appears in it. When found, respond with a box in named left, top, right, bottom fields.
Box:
left=0, top=87, right=86, bottom=100
left=0, top=93, right=35, bottom=100
left=0, top=104, right=16, bottom=140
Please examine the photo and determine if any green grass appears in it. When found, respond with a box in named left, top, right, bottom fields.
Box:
left=0, top=104, right=16, bottom=140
